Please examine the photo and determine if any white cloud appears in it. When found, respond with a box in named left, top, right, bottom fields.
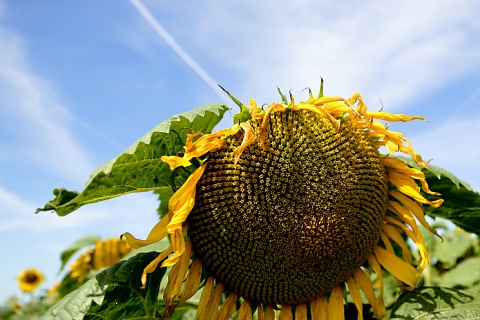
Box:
left=141, top=0, right=480, bottom=110
left=0, top=25, right=95, bottom=183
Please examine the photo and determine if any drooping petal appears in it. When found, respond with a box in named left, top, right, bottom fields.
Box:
left=238, top=300, right=253, bottom=320
left=163, top=241, right=193, bottom=309
left=382, top=225, right=412, bottom=264
left=161, top=164, right=207, bottom=267
left=140, top=244, right=173, bottom=289
left=279, top=305, right=293, bottom=320
left=217, top=292, right=238, bottom=320
left=327, top=285, right=344, bottom=320
left=178, top=258, right=203, bottom=305
left=183, top=126, right=241, bottom=160
left=197, top=275, right=214, bottom=320
left=310, top=295, right=328, bottom=320
left=389, top=190, right=441, bottom=237
left=203, top=282, right=224, bottom=320
left=374, top=246, right=417, bottom=288
left=161, top=155, right=192, bottom=170
left=354, top=268, right=377, bottom=312
left=346, top=276, right=363, bottom=320
left=367, top=255, right=386, bottom=320
left=295, top=302, right=307, bottom=320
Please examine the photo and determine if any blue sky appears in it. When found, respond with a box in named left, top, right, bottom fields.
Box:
left=1, top=0, right=480, bottom=301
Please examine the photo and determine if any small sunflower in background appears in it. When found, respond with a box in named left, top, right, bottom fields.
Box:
left=17, top=269, right=45, bottom=293
left=122, top=82, right=443, bottom=319
left=70, top=237, right=133, bottom=282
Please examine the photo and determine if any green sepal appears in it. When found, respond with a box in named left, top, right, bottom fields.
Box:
left=36, top=103, right=229, bottom=216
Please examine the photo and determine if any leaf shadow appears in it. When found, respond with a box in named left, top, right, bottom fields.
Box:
left=389, top=286, right=475, bottom=320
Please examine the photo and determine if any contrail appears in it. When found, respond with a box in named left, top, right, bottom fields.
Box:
left=129, top=0, right=228, bottom=102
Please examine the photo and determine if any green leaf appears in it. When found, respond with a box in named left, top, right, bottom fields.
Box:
left=59, top=235, right=101, bottom=273
left=155, top=186, right=174, bottom=218
left=36, top=103, right=230, bottom=216
left=40, top=274, right=106, bottom=320
left=423, top=170, right=480, bottom=235
left=396, top=156, right=480, bottom=235
left=389, top=287, right=480, bottom=319
left=438, top=256, right=480, bottom=288
left=433, top=228, right=474, bottom=268
left=396, top=156, right=473, bottom=191
left=42, top=252, right=164, bottom=320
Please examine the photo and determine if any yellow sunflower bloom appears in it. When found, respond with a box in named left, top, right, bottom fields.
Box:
left=123, top=86, right=443, bottom=319
left=17, top=269, right=44, bottom=293
left=70, top=237, right=133, bottom=282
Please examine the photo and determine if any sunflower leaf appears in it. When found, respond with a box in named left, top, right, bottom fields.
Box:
left=389, top=287, right=480, bottom=319
left=423, top=170, right=480, bottom=235
left=395, top=156, right=480, bottom=235
left=36, top=103, right=230, bottom=216
left=41, top=252, right=164, bottom=320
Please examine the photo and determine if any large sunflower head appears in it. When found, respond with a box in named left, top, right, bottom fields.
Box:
left=17, top=268, right=45, bottom=293
left=123, top=84, right=443, bottom=319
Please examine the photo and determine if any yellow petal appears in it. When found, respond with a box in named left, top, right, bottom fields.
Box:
left=140, top=244, right=172, bottom=289
left=163, top=241, right=193, bottom=309
left=203, top=282, right=224, bottom=320
left=310, top=295, right=328, bottom=320
left=366, top=255, right=386, bottom=320
left=263, top=304, right=276, bottom=320
left=178, top=258, right=203, bottom=305
left=354, top=268, right=376, bottom=310
left=295, top=302, right=307, bottom=320
left=327, top=285, right=344, bottom=320
left=121, top=214, right=170, bottom=249
left=217, top=292, right=238, bottom=320
left=279, top=305, right=293, bottom=320
left=387, top=170, right=442, bottom=207
left=238, top=299, right=252, bottom=320
left=197, top=275, right=214, bottom=320
left=390, top=190, right=440, bottom=238
left=374, top=246, right=418, bottom=288
left=366, top=111, right=425, bottom=123
left=346, top=276, right=363, bottom=320
left=161, top=155, right=192, bottom=170
left=233, top=121, right=256, bottom=165
left=162, top=164, right=207, bottom=267
left=382, top=226, right=412, bottom=264
left=183, top=126, right=241, bottom=160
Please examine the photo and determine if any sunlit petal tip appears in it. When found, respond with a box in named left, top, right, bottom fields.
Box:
left=160, top=155, right=192, bottom=170
left=120, top=232, right=156, bottom=249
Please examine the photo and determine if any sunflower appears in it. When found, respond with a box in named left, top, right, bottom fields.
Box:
left=17, top=269, right=45, bottom=293
left=70, top=237, right=133, bottom=282
left=122, top=84, right=443, bottom=319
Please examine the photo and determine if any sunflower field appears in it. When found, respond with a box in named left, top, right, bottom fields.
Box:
left=3, top=85, right=480, bottom=319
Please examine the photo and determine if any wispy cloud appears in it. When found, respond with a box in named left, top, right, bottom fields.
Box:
left=0, top=25, right=96, bottom=183
left=145, top=0, right=480, bottom=110
left=129, top=0, right=228, bottom=103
